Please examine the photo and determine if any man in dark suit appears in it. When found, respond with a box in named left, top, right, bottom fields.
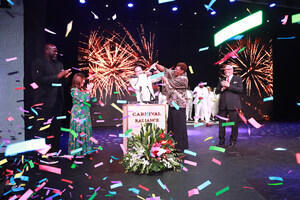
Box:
left=216, top=65, right=243, bottom=148
left=31, top=44, right=71, bottom=154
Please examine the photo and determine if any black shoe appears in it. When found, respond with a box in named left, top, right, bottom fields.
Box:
left=216, top=143, right=225, bottom=147
left=228, top=142, right=236, bottom=148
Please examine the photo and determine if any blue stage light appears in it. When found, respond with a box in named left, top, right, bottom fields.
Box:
left=269, top=3, right=276, bottom=7
left=79, top=0, right=86, bottom=4
left=128, top=2, right=134, bottom=8
left=172, top=6, right=178, bottom=11
left=229, top=0, right=236, bottom=2
left=211, top=10, right=216, bottom=15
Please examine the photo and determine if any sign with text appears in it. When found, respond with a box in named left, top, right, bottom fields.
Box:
left=122, top=104, right=167, bottom=148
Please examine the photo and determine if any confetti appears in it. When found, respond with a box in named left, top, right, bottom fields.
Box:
left=44, top=28, right=56, bottom=34
left=136, top=185, right=149, bottom=192
left=248, top=117, right=263, bottom=128
left=184, top=159, right=197, bottom=166
left=117, top=100, right=127, bottom=104
left=188, top=66, right=194, bottom=74
left=65, top=20, right=73, bottom=37
left=0, top=158, right=8, bottom=165
left=150, top=72, right=164, bottom=79
left=184, top=149, right=197, bottom=156
left=222, top=122, right=235, bottom=126
left=212, top=157, right=221, bottom=165
left=5, top=57, right=17, bottom=62
left=204, top=136, right=213, bottom=141
left=15, top=87, right=25, bottom=90
left=39, top=124, right=50, bottom=131
left=198, top=180, right=211, bottom=191
left=111, top=103, right=123, bottom=113
left=295, top=153, right=300, bottom=164
left=215, top=115, right=229, bottom=121
left=274, top=148, right=287, bottom=151
left=112, top=14, right=117, bottom=20
left=263, top=96, right=273, bottom=102
left=56, top=116, right=66, bottom=120
left=39, top=165, right=61, bottom=174
left=171, top=101, right=180, bottom=110
left=194, top=123, right=204, bottom=127
left=198, top=47, right=209, bottom=52
left=216, top=186, right=229, bottom=196
left=19, top=189, right=33, bottom=200
left=94, top=162, right=103, bottom=168
left=110, top=182, right=123, bottom=189
left=209, top=146, right=226, bottom=153
left=52, top=83, right=62, bottom=87
left=91, top=11, right=99, bottom=19
left=188, top=188, right=199, bottom=197
left=269, top=176, right=283, bottom=181
left=5, top=138, right=46, bottom=156
left=129, top=188, right=140, bottom=194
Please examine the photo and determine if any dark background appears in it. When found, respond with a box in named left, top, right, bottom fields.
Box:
left=23, top=0, right=300, bottom=129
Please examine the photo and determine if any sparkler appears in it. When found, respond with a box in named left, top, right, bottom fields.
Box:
left=78, top=24, right=157, bottom=101
left=220, top=37, right=273, bottom=98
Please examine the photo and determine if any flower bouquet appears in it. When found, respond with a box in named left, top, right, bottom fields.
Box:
left=121, top=123, right=182, bottom=174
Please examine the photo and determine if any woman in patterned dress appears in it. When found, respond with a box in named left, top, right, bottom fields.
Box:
left=68, top=73, right=95, bottom=156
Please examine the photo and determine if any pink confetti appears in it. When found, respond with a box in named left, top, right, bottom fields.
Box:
left=215, top=115, right=229, bottom=121
left=296, top=153, right=300, bottom=164
left=30, top=82, right=39, bottom=89
left=212, top=157, right=221, bottom=165
left=184, top=159, right=197, bottom=166
left=39, top=164, right=61, bottom=174
left=282, top=15, right=288, bottom=25
left=188, top=188, right=199, bottom=197
left=89, top=137, right=98, bottom=144
left=36, top=144, right=51, bottom=155
left=19, top=189, right=33, bottom=200
left=5, top=57, right=17, bottom=62
left=181, top=166, right=188, bottom=173
left=109, top=134, right=117, bottom=137
left=248, top=117, right=264, bottom=129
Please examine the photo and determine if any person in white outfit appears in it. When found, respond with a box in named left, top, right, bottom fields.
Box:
left=193, top=82, right=212, bottom=126
left=207, top=86, right=213, bottom=121
left=186, top=87, right=193, bottom=121
left=130, top=66, right=155, bottom=103
left=211, top=87, right=220, bottom=121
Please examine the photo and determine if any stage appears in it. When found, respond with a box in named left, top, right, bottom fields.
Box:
left=1, top=122, right=300, bottom=200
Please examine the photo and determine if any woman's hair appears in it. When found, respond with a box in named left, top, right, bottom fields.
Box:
left=176, top=62, right=187, bottom=72
left=71, top=73, right=85, bottom=89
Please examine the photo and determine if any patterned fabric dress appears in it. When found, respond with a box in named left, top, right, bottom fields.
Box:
left=68, top=87, right=94, bottom=155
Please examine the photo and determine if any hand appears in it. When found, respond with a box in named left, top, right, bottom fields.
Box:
left=146, top=72, right=152, bottom=77
left=57, top=69, right=72, bottom=79
left=87, top=82, right=94, bottom=91
left=221, top=81, right=230, bottom=88
left=161, top=76, right=168, bottom=83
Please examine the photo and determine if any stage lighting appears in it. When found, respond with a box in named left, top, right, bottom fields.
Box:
left=211, top=10, right=216, bottom=15
left=79, top=0, right=85, bottom=4
left=269, top=3, right=276, bottom=7
left=128, top=2, right=134, bottom=8
left=214, top=10, right=263, bottom=46
left=172, top=6, right=178, bottom=11
left=229, top=0, right=236, bottom=2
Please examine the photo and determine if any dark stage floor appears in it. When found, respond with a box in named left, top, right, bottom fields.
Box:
left=1, top=122, right=300, bottom=200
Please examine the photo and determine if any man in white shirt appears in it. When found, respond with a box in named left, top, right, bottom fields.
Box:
left=186, top=87, right=193, bottom=121
left=193, top=82, right=211, bottom=126
left=130, top=66, right=155, bottom=103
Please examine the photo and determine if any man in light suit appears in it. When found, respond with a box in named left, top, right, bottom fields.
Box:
left=216, top=65, right=243, bottom=148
